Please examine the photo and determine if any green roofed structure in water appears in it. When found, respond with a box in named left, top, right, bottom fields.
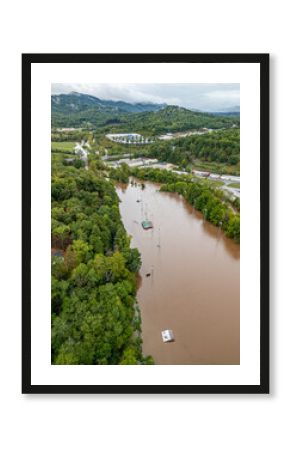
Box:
left=141, top=220, right=153, bottom=230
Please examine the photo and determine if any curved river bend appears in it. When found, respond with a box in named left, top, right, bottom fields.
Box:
left=116, top=180, right=240, bottom=365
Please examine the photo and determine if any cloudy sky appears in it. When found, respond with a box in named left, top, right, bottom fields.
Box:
left=51, top=83, right=240, bottom=112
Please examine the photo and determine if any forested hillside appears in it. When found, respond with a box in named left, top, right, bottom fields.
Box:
left=51, top=154, right=153, bottom=365
left=51, top=93, right=239, bottom=132
left=119, top=106, right=239, bottom=135
left=51, top=92, right=165, bottom=128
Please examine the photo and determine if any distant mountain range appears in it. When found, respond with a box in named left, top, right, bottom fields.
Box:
left=189, top=106, right=240, bottom=115
left=52, top=92, right=166, bottom=114
left=51, top=92, right=240, bottom=131
left=210, top=111, right=240, bottom=116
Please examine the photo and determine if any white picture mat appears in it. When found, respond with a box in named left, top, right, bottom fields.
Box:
left=30, top=62, right=260, bottom=385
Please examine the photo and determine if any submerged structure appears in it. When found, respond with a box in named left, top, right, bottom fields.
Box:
left=141, top=220, right=153, bottom=230
left=161, top=330, right=175, bottom=343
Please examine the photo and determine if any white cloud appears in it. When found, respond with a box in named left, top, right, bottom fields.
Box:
left=51, top=83, right=240, bottom=111
left=204, top=89, right=240, bottom=99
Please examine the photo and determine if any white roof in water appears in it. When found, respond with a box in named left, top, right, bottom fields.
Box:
left=161, top=330, right=175, bottom=343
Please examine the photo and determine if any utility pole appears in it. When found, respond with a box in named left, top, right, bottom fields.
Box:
left=157, top=227, right=161, bottom=248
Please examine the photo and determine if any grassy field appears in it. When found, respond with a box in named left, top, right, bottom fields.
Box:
left=193, top=177, right=225, bottom=188
left=228, top=182, right=240, bottom=188
left=51, top=141, right=76, bottom=153
left=192, top=160, right=240, bottom=176
left=207, top=180, right=225, bottom=187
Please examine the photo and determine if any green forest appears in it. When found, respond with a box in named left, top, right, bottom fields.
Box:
left=146, top=128, right=240, bottom=174
left=51, top=154, right=153, bottom=365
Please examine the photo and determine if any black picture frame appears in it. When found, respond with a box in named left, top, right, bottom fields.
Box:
left=22, top=53, right=269, bottom=394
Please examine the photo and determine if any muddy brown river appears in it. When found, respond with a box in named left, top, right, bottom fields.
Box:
left=116, top=180, right=240, bottom=365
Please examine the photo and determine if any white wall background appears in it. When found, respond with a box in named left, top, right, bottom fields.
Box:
left=0, top=1, right=286, bottom=449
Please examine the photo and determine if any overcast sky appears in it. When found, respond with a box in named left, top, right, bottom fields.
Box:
left=51, top=83, right=240, bottom=112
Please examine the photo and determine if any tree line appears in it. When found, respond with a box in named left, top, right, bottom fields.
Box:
left=160, top=182, right=240, bottom=243
left=51, top=154, right=154, bottom=365
left=129, top=167, right=240, bottom=243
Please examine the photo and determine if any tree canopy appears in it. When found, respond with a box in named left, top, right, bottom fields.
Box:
left=51, top=154, right=152, bottom=364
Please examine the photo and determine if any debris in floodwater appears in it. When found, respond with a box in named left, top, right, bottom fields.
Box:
left=141, top=220, right=153, bottom=230
left=161, top=330, right=175, bottom=343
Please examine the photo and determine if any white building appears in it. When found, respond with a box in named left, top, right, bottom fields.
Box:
left=106, top=133, right=141, bottom=143
left=105, top=133, right=154, bottom=144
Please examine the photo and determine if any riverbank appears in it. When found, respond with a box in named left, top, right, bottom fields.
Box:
left=127, top=168, right=240, bottom=243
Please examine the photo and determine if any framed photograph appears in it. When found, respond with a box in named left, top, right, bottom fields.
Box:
left=22, top=53, right=269, bottom=394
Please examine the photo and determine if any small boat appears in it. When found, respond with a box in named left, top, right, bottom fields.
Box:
left=146, top=273, right=151, bottom=277
left=161, top=330, right=175, bottom=343
left=136, top=199, right=141, bottom=203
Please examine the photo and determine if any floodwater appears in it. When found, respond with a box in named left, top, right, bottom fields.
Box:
left=116, top=180, right=240, bottom=364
